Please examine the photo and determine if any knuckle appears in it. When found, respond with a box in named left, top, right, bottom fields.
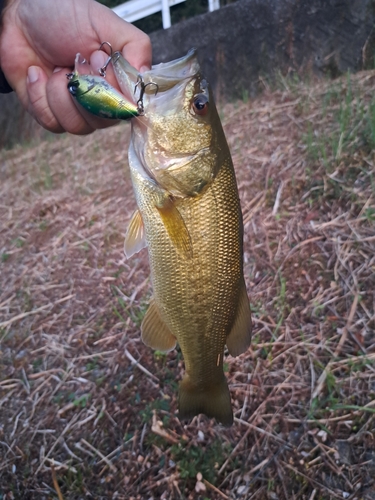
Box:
left=57, top=105, right=96, bottom=135
left=28, top=97, right=64, bottom=134
left=138, top=33, right=152, bottom=52
left=67, top=120, right=95, bottom=136
left=38, top=115, right=64, bottom=134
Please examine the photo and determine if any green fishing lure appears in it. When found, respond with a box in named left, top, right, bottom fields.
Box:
left=67, top=73, right=139, bottom=120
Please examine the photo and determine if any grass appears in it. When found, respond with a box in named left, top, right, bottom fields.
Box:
left=304, top=73, right=375, bottom=175
left=1, top=69, right=375, bottom=499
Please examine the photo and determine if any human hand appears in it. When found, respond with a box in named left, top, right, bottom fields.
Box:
left=0, top=0, right=152, bottom=134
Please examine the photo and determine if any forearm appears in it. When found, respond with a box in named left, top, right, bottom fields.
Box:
left=0, top=0, right=12, bottom=92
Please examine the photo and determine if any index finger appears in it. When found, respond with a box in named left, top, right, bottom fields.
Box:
left=90, top=2, right=152, bottom=72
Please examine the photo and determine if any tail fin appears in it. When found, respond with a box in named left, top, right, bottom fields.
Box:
left=178, top=374, right=233, bottom=426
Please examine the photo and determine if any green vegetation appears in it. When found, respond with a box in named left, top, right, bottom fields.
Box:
left=304, top=74, right=375, bottom=173
left=111, top=284, right=150, bottom=327
left=1, top=252, right=10, bottom=262
left=171, top=438, right=232, bottom=484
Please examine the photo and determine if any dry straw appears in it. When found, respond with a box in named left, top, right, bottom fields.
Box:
left=1, top=69, right=375, bottom=499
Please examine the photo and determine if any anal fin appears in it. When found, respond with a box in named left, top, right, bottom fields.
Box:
left=226, top=278, right=252, bottom=357
left=141, top=298, right=177, bottom=352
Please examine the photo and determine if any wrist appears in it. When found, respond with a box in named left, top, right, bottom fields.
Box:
left=0, top=0, right=11, bottom=23
left=0, top=0, right=13, bottom=93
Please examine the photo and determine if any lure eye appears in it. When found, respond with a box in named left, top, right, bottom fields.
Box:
left=192, top=94, right=209, bottom=116
left=67, top=80, right=80, bottom=96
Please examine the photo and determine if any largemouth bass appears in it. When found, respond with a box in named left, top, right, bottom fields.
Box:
left=112, top=49, right=252, bottom=426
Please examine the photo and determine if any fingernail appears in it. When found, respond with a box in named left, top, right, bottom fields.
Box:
left=140, top=65, right=150, bottom=73
left=91, top=51, right=107, bottom=67
left=53, top=67, right=64, bottom=73
left=27, top=66, right=40, bottom=84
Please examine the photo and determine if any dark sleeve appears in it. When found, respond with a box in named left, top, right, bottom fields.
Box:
left=0, top=0, right=13, bottom=93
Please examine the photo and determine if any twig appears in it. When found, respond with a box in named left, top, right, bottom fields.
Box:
left=282, top=462, right=341, bottom=498
left=247, top=457, right=270, bottom=475
left=47, top=458, right=77, bottom=474
left=0, top=294, right=16, bottom=309
left=76, top=350, right=118, bottom=360
left=35, top=414, right=79, bottom=475
left=0, top=294, right=74, bottom=329
left=234, top=418, right=288, bottom=446
left=218, top=426, right=252, bottom=474
left=124, top=349, right=159, bottom=382
left=80, top=438, right=117, bottom=473
left=272, top=180, right=284, bottom=215
left=151, top=411, right=179, bottom=444
left=203, top=479, right=229, bottom=499
left=312, top=291, right=359, bottom=399
left=51, top=464, right=64, bottom=500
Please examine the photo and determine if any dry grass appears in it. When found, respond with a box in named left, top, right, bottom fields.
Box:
left=1, top=70, right=375, bottom=499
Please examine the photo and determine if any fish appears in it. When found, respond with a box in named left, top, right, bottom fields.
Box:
left=112, top=49, right=252, bottom=426
left=67, top=53, right=139, bottom=120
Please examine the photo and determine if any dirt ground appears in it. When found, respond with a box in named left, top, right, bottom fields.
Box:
left=1, top=70, right=375, bottom=499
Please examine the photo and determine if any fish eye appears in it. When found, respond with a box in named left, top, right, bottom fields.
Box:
left=67, top=80, right=80, bottom=96
left=192, top=94, right=209, bottom=116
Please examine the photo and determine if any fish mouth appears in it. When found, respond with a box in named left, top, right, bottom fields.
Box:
left=142, top=49, right=200, bottom=92
left=112, top=49, right=200, bottom=110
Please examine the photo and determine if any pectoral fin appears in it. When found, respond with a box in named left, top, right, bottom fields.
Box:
left=156, top=197, right=192, bottom=259
left=124, top=209, right=146, bottom=258
left=141, top=298, right=177, bottom=352
left=226, top=278, right=252, bottom=357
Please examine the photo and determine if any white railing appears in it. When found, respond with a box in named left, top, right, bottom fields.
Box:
left=112, top=0, right=220, bottom=30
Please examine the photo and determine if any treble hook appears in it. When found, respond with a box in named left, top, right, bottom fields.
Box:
left=134, top=76, right=159, bottom=115
left=98, top=41, right=113, bottom=77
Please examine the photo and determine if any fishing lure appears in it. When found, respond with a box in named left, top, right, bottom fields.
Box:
left=67, top=72, right=139, bottom=120
left=67, top=50, right=139, bottom=120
